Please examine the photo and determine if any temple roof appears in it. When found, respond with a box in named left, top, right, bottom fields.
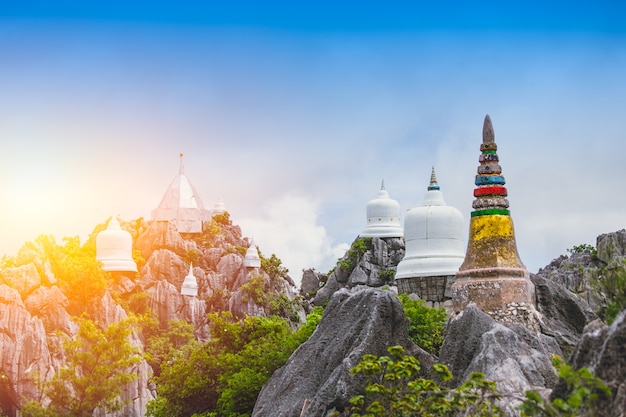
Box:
left=151, top=154, right=211, bottom=233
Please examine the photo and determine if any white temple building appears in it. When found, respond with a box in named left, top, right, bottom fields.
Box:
left=243, top=239, right=261, bottom=268
left=96, top=216, right=138, bottom=273
left=395, top=168, right=465, bottom=301
left=181, top=264, right=199, bottom=297
left=151, top=154, right=211, bottom=233
left=359, top=180, right=404, bottom=238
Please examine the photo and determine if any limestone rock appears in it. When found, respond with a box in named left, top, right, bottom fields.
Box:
left=1, top=263, right=41, bottom=297
left=141, top=249, right=188, bottom=290
left=135, top=221, right=192, bottom=260
left=531, top=274, right=596, bottom=350
left=0, top=284, right=55, bottom=413
left=311, top=237, right=404, bottom=306
left=553, top=311, right=626, bottom=417
left=252, top=287, right=435, bottom=417
left=596, top=229, right=626, bottom=268
left=440, top=304, right=559, bottom=414
left=146, top=279, right=184, bottom=324
left=300, top=269, right=322, bottom=295
left=24, top=286, right=72, bottom=335
left=216, top=253, right=243, bottom=290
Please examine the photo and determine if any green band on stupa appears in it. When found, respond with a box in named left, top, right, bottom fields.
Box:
left=471, top=208, right=510, bottom=217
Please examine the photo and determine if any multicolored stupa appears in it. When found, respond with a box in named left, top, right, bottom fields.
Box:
left=451, top=115, right=536, bottom=323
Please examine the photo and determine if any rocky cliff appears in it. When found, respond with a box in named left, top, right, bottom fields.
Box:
left=254, top=230, right=626, bottom=417
left=0, top=214, right=303, bottom=417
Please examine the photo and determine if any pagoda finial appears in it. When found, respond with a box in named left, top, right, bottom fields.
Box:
left=179, top=153, right=184, bottom=175
left=428, top=166, right=440, bottom=191
left=380, top=178, right=385, bottom=190
left=483, top=114, right=495, bottom=144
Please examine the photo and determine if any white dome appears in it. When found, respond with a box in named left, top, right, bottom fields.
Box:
left=181, top=264, right=199, bottom=297
left=213, top=195, right=227, bottom=215
left=359, top=181, right=403, bottom=238
left=396, top=170, right=465, bottom=279
left=96, top=217, right=138, bottom=273
left=244, top=240, right=261, bottom=268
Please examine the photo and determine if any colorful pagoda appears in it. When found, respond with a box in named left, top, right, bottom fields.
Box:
left=451, top=115, right=536, bottom=324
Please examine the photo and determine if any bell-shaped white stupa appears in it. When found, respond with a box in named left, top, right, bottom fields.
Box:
left=96, top=217, right=138, bottom=273
left=395, top=168, right=465, bottom=300
left=181, top=264, right=199, bottom=297
left=359, top=180, right=404, bottom=238
left=212, top=195, right=227, bottom=215
left=151, top=154, right=211, bottom=233
left=243, top=239, right=261, bottom=268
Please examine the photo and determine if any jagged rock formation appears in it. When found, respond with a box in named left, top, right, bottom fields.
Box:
left=312, top=237, right=404, bottom=306
left=536, top=229, right=626, bottom=317
left=253, top=287, right=436, bottom=417
left=440, top=304, right=560, bottom=414
left=0, top=214, right=303, bottom=417
left=554, top=311, right=626, bottom=417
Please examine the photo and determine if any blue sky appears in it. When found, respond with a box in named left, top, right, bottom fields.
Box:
left=1, top=1, right=625, bottom=283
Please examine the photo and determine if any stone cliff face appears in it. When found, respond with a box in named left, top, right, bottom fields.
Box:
left=253, top=287, right=436, bottom=417
left=255, top=230, right=626, bottom=417
left=0, top=215, right=303, bottom=417
left=311, top=237, right=404, bottom=306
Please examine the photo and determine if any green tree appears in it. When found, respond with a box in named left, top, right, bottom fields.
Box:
left=519, top=356, right=610, bottom=417
left=397, top=293, right=447, bottom=354
left=147, top=308, right=323, bottom=417
left=334, top=345, right=504, bottom=417
left=24, top=316, right=143, bottom=417
left=336, top=347, right=609, bottom=417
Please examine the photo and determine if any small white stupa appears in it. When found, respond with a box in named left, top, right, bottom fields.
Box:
left=212, top=195, right=227, bottom=215
left=359, top=180, right=404, bottom=238
left=243, top=239, right=261, bottom=268
left=96, top=216, right=138, bottom=273
left=151, top=154, right=211, bottom=233
left=180, top=264, right=199, bottom=297
left=395, top=168, right=465, bottom=299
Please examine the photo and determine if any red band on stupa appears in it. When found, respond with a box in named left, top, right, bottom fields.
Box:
left=473, top=186, right=508, bottom=197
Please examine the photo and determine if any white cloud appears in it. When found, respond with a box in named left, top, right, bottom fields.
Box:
left=237, top=193, right=348, bottom=285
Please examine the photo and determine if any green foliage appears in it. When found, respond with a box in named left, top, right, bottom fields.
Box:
left=567, top=244, right=597, bottom=258
left=333, top=345, right=504, bottom=417
left=239, top=274, right=267, bottom=304
left=205, top=287, right=230, bottom=313
left=397, top=293, right=447, bottom=354
left=147, top=309, right=322, bottom=417
left=596, top=264, right=626, bottom=324
left=212, top=211, right=231, bottom=225
left=5, top=234, right=111, bottom=315
left=519, top=356, right=610, bottom=416
left=141, top=317, right=198, bottom=377
left=185, top=249, right=199, bottom=265
left=335, top=238, right=372, bottom=277
left=377, top=269, right=396, bottom=282
left=23, top=316, right=143, bottom=417
left=350, top=238, right=371, bottom=258
left=336, top=348, right=609, bottom=417
left=259, top=252, right=289, bottom=281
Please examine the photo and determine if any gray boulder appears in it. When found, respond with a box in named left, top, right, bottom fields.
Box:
left=252, top=287, right=435, bottom=417
left=531, top=274, right=597, bottom=351
left=553, top=311, right=626, bottom=417
left=440, top=304, right=559, bottom=414
left=596, top=229, right=626, bottom=268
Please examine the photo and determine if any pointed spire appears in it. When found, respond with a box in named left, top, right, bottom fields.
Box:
left=482, top=114, right=495, bottom=144
left=178, top=152, right=185, bottom=175
left=452, top=115, right=535, bottom=326
left=380, top=178, right=385, bottom=190
left=427, top=167, right=440, bottom=191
